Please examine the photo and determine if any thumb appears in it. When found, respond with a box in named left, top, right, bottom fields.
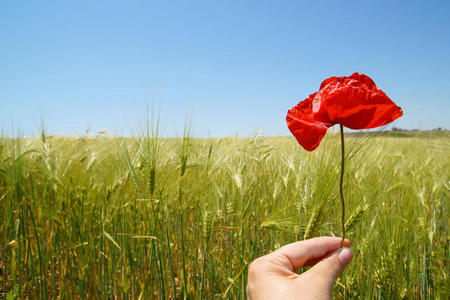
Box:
left=303, top=247, right=353, bottom=289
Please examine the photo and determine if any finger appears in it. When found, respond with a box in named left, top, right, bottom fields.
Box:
left=303, top=240, right=350, bottom=266
left=273, top=237, right=350, bottom=271
left=304, top=247, right=353, bottom=288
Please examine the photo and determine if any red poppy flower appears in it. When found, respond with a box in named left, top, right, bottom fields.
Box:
left=286, top=72, right=403, bottom=151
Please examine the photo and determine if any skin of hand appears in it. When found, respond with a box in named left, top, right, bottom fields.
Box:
left=247, top=237, right=353, bottom=300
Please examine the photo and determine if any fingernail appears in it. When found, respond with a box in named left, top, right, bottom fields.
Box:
left=338, top=248, right=353, bottom=265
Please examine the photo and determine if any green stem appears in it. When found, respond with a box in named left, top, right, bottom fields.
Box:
left=339, top=124, right=346, bottom=247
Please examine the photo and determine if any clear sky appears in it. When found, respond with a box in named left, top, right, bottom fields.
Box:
left=1, top=0, right=449, bottom=137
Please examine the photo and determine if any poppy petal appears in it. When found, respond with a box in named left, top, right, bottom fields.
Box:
left=286, top=93, right=332, bottom=151
left=313, top=75, right=403, bottom=129
left=319, top=73, right=376, bottom=91
left=347, top=72, right=377, bottom=90
left=287, top=73, right=403, bottom=151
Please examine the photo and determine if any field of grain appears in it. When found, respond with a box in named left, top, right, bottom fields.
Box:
left=0, top=131, right=448, bottom=299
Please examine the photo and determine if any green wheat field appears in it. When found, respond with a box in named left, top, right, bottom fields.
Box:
left=0, top=129, right=448, bottom=299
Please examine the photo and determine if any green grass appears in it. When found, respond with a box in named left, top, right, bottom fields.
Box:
left=0, top=131, right=448, bottom=299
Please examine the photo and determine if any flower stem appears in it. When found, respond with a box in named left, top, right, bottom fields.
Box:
left=339, top=124, right=346, bottom=247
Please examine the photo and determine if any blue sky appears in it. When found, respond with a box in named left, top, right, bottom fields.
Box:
left=1, top=0, right=449, bottom=137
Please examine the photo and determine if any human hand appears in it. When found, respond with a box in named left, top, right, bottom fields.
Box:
left=247, top=237, right=353, bottom=300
